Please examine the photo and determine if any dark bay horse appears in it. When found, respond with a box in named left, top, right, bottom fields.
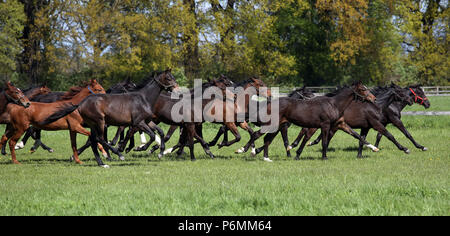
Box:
left=374, top=85, right=430, bottom=151
left=0, top=79, right=106, bottom=164
left=75, top=70, right=179, bottom=167
left=120, top=76, right=241, bottom=161
left=286, top=84, right=415, bottom=158
left=245, top=81, right=378, bottom=161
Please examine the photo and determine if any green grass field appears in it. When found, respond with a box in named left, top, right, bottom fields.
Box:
left=0, top=114, right=449, bottom=216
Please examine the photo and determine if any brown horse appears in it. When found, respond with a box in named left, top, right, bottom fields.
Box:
left=0, top=79, right=106, bottom=164
left=244, top=81, right=378, bottom=161
left=0, top=81, right=32, bottom=122
left=73, top=70, right=179, bottom=167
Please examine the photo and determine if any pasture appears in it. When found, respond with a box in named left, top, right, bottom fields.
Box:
left=0, top=110, right=448, bottom=216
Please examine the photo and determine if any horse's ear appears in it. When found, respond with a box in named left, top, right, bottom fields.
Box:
left=165, top=68, right=172, bottom=73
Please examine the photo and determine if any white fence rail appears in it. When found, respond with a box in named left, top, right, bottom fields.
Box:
left=278, top=86, right=450, bottom=97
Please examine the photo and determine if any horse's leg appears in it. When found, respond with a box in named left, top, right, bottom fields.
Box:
left=15, top=127, right=32, bottom=150
left=175, top=128, right=188, bottom=158
left=88, top=129, right=108, bottom=168
left=294, top=127, right=317, bottom=160
left=30, top=129, right=54, bottom=153
left=242, top=129, right=265, bottom=153
left=255, top=132, right=277, bottom=162
left=320, top=124, right=331, bottom=160
left=375, top=132, right=383, bottom=148
left=69, top=131, right=83, bottom=164
left=109, top=126, right=124, bottom=146
left=118, top=127, right=137, bottom=153
left=280, top=123, right=291, bottom=157
left=186, top=125, right=196, bottom=161
left=187, top=124, right=214, bottom=159
left=217, top=123, right=241, bottom=148
left=289, top=127, right=307, bottom=150
left=357, top=128, right=370, bottom=158
left=308, top=131, right=321, bottom=146
left=370, top=120, right=410, bottom=154
left=0, top=124, right=14, bottom=156
left=391, top=117, right=427, bottom=151
left=235, top=122, right=255, bottom=154
left=335, top=122, right=379, bottom=152
left=208, top=125, right=226, bottom=147
left=94, top=121, right=124, bottom=160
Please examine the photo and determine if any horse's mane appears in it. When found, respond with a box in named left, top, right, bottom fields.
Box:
left=325, top=85, right=350, bottom=97
left=60, top=81, right=91, bottom=100
left=288, top=87, right=313, bottom=97
left=133, top=71, right=168, bottom=91
left=371, top=86, right=397, bottom=107
left=234, top=79, right=252, bottom=87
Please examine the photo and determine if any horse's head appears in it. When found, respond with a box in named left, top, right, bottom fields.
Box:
left=248, top=77, right=271, bottom=98
left=155, top=68, right=180, bottom=92
left=38, top=85, right=52, bottom=96
left=217, top=75, right=234, bottom=87
left=352, top=81, right=376, bottom=103
left=88, top=79, right=106, bottom=94
left=4, top=81, right=31, bottom=108
left=390, top=83, right=413, bottom=105
left=407, top=85, right=430, bottom=109
left=290, top=86, right=315, bottom=100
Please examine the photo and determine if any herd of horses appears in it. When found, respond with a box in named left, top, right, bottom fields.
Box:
left=0, top=70, right=430, bottom=168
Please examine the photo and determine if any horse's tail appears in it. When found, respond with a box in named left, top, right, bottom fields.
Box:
left=37, top=103, right=79, bottom=126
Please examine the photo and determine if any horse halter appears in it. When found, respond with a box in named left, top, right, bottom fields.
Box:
left=409, top=88, right=428, bottom=105
left=4, top=90, right=26, bottom=105
left=87, top=85, right=98, bottom=95
left=154, top=75, right=176, bottom=91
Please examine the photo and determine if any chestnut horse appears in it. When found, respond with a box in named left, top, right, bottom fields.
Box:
left=0, top=79, right=106, bottom=164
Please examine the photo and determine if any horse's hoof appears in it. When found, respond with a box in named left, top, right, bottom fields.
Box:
left=251, top=148, right=256, bottom=156
left=163, top=148, right=173, bottom=155
left=69, top=156, right=74, bottom=162
left=119, top=155, right=125, bottom=161
left=263, top=157, right=273, bottom=163
left=235, top=147, right=244, bottom=154
left=366, top=144, right=379, bottom=152
left=191, top=158, right=196, bottom=162
left=48, top=149, right=54, bottom=153
left=286, top=145, right=293, bottom=151
left=404, top=149, right=410, bottom=154
left=158, top=153, right=163, bottom=159
left=12, top=160, right=21, bottom=164
left=100, top=165, right=110, bottom=168
left=422, top=147, right=428, bottom=151
left=322, top=157, right=328, bottom=160
left=29, top=149, right=36, bottom=154
left=294, top=156, right=300, bottom=161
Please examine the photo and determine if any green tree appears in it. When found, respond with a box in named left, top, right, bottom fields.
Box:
left=0, top=0, right=25, bottom=77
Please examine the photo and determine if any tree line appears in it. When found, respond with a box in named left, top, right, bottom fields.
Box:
left=0, top=0, right=448, bottom=90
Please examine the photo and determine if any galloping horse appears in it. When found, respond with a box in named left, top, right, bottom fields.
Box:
left=374, top=84, right=431, bottom=151
left=75, top=70, right=179, bottom=167
left=119, top=76, right=238, bottom=161
left=0, top=79, right=106, bottom=164
left=285, top=84, right=415, bottom=158
left=245, top=81, right=378, bottom=161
